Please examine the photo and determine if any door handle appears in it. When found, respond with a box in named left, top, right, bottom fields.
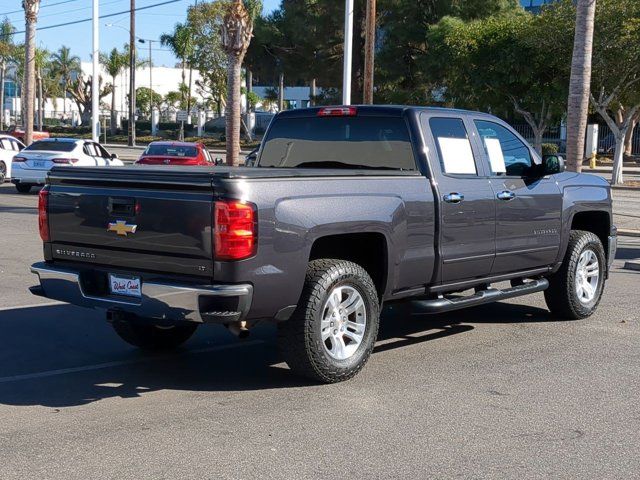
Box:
left=443, top=192, right=464, bottom=204
left=497, top=190, right=516, bottom=201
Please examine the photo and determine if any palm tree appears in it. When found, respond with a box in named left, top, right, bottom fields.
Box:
left=160, top=23, right=194, bottom=114
left=566, top=0, right=597, bottom=172
left=0, top=18, right=16, bottom=130
left=50, top=46, right=80, bottom=120
left=22, top=0, right=40, bottom=145
left=221, top=0, right=260, bottom=166
left=100, top=48, right=128, bottom=135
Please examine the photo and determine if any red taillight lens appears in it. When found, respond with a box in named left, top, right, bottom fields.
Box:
left=317, top=106, right=357, bottom=117
left=214, top=200, right=256, bottom=260
left=52, top=158, right=78, bottom=164
left=12, top=156, right=27, bottom=162
left=38, top=187, right=50, bottom=242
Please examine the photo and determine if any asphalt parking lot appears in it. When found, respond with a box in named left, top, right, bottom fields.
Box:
left=1, top=181, right=639, bottom=479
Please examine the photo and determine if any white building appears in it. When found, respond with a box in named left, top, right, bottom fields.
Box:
left=2, top=61, right=208, bottom=125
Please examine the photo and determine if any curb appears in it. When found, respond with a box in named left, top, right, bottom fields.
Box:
left=619, top=229, right=640, bottom=238
left=623, top=261, right=640, bottom=272
left=612, top=185, right=640, bottom=191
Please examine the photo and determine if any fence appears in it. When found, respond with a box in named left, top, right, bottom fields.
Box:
left=510, top=123, right=564, bottom=150
left=597, top=123, right=640, bottom=155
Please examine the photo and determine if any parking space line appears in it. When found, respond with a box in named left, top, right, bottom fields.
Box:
left=0, top=340, right=264, bottom=384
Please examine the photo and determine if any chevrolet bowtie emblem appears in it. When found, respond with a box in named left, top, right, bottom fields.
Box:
left=108, top=220, right=137, bottom=236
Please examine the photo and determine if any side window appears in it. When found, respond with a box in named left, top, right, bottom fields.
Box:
left=474, top=120, right=533, bottom=176
left=203, top=148, right=212, bottom=163
left=0, top=138, right=10, bottom=150
left=96, top=144, right=111, bottom=158
left=84, top=143, right=98, bottom=156
left=429, top=117, right=477, bottom=175
left=10, top=140, right=24, bottom=151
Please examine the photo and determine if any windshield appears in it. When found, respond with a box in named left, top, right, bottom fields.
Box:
left=258, top=116, right=416, bottom=170
left=144, top=144, right=198, bottom=157
left=25, top=141, right=76, bottom=152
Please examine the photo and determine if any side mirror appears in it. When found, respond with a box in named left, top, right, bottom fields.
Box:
left=214, top=157, right=224, bottom=166
left=542, top=154, right=565, bottom=175
left=110, top=153, right=119, bottom=160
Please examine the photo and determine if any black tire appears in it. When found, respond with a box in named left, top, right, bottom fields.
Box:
left=15, top=183, right=32, bottom=194
left=544, top=230, right=606, bottom=319
left=112, top=319, right=198, bottom=350
left=0, top=162, right=6, bottom=183
left=277, top=259, right=380, bottom=383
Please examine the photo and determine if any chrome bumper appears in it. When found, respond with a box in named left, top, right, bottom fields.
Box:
left=30, top=262, right=252, bottom=324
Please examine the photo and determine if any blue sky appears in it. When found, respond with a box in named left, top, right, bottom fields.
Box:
left=1, top=0, right=280, bottom=67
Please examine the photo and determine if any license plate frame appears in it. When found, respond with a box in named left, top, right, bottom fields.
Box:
left=32, top=160, right=46, bottom=168
left=108, top=273, right=142, bottom=298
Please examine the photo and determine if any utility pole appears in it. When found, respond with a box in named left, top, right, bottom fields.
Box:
left=128, top=0, right=136, bottom=147
left=138, top=38, right=153, bottom=113
left=91, top=0, right=99, bottom=142
left=342, top=0, right=354, bottom=105
left=363, top=0, right=376, bottom=104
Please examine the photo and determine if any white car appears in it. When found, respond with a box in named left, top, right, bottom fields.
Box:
left=0, top=134, right=26, bottom=183
left=11, top=138, right=124, bottom=193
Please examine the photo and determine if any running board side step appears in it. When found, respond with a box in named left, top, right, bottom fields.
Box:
left=413, top=278, right=549, bottom=314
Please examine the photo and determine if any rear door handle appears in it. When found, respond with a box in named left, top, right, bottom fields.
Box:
left=497, top=190, right=516, bottom=201
left=443, top=193, right=464, bottom=204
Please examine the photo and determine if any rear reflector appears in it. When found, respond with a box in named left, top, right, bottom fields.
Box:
left=38, top=187, right=50, bottom=242
left=214, top=200, right=257, bottom=260
left=317, top=107, right=357, bottom=117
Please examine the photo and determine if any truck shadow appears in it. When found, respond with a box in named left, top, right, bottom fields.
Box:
left=0, top=300, right=552, bottom=408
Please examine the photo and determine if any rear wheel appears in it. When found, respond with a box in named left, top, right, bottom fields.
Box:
left=0, top=162, right=6, bottom=183
left=277, top=259, right=380, bottom=383
left=544, top=230, right=606, bottom=319
left=15, top=183, right=32, bottom=194
left=111, top=319, right=198, bottom=350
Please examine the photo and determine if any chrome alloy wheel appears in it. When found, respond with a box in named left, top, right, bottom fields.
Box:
left=575, top=249, right=600, bottom=304
left=320, top=285, right=367, bottom=360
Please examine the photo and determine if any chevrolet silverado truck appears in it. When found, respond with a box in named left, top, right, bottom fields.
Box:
left=30, top=106, right=617, bottom=383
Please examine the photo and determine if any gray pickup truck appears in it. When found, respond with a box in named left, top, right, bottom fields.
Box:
left=30, top=106, right=617, bottom=383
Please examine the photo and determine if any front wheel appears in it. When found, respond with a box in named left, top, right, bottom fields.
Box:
left=277, top=259, right=380, bottom=383
left=0, top=162, right=6, bottom=183
left=111, top=319, right=198, bottom=350
left=544, top=230, right=606, bottom=319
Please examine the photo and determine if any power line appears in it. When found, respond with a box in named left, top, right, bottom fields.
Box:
left=0, top=0, right=84, bottom=17
left=8, top=0, right=186, bottom=36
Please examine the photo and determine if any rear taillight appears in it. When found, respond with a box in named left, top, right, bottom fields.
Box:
left=52, top=158, right=78, bottom=164
left=214, top=200, right=256, bottom=260
left=38, top=187, right=50, bottom=242
left=12, top=156, right=27, bottom=163
left=317, top=106, right=357, bottom=117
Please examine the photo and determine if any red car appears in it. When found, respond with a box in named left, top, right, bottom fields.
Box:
left=135, top=141, right=216, bottom=166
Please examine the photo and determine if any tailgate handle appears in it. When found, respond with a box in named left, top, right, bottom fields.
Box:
left=108, top=197, right=136, bottom=216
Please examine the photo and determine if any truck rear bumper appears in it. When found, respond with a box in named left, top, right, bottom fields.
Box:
left=30, top=262, right=252, bottom=324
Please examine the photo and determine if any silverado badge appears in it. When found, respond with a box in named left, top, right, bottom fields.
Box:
left=108, top=220, right=137, bottom=236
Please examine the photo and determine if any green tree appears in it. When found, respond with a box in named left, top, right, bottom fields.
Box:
left=135, top=87, right=163, bottom=118
left=100, top=47, right=128, bottom=134
left=588, top=0, right=640, bottom=184
left=160, top=22, right=195, bottom=112
left=426, top=7, right=572, bottom=154
left=50, top=46, right=81, bottom=118
left=0, top=18, right=16, bottom=129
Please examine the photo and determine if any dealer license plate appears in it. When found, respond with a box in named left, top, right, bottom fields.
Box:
left=108, top=274, right=142, bottom=298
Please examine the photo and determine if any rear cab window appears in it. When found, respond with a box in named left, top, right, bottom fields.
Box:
left=257, top=113, right=416, bottom=170
left=145, top=144, right=198, bottom=158
left=429, top=117, right=478, bottom=175
left=26, top=141, right=76, bottom=153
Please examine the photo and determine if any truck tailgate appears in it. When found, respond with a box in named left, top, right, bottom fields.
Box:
left=46, top=167, right=215, bottom=278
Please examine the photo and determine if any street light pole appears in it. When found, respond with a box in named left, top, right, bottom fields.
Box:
left=342, top=0, right=354, bottom=105
left=128, top=0, right=136, bottom=147
left=91, top=0, right=99, bottom=142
